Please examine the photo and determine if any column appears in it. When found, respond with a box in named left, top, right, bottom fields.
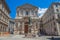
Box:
left=18, top=22, right=20, bottom=34
left=34, top=22, right=36, bottom=34
left=56, top=22, right=60, bottom=35
left=37, top=21, right=40, bottom=34
left=1, top=25, right=3, bottom=35
left=23, top=10, right=26, bottom=17
left=33, top=10, right=36, bottom=17
left=29, top=10, right=31, bottom=16
left=1, top=24, right=2, bottom=34
left=30, top=10, right=32, bottom=17
left=22, top=22, right=24, bottom=34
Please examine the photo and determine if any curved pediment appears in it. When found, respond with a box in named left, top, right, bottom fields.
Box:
left=17, top=3, right=38, bottom=9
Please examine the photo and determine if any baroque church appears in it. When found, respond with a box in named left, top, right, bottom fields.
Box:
left=14, top=4, right=40, bottom=36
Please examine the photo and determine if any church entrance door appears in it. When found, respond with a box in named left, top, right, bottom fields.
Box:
left=24, top=22, right=28, bottom=34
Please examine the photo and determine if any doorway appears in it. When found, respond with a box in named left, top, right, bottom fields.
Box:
left=24, top=22, right=28, bottom=34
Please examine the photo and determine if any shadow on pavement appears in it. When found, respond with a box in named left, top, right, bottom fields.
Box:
left=47, top=37, right=60, bottom=40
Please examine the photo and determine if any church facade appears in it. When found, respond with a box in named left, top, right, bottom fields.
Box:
left=14, top=4, right=40, bottom=35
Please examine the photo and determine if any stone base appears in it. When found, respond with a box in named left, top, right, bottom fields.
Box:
left=0, top=32, right=10, bottom=37
left=25, top=33, right=36, bottom=38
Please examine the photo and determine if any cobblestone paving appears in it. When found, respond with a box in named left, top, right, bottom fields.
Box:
left=0, top=35, right=60, bottom=40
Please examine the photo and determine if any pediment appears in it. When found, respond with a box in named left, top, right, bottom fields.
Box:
left=18, top=3, right=38, bottom=9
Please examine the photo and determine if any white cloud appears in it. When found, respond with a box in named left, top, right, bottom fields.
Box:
left=38, top=7, right=48, bottom=18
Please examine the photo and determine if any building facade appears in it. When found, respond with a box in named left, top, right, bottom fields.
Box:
left=14, top=4, right=40, bottom=36
left=0, top=0, right=10, bottom=36
left=41, top=2, right=60, bottom=36
left=8, top=19, right=15, bottom=34
left=39, top=18, right=45, bottom=35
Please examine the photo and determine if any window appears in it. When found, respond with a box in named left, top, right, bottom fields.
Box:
left=17, top=11, right=19, bottom=13
left=54, top=27, right=57, bottom=31
left=54, top=22, right=55, bottom=25
left=53, top=16, right=54, bottom=20
left=56, top=4, right=58, bottom=7
left=51, top=23, right=52, bottom=27
left=26, top=11, right=28, bottom=15
left=56, top=9, right=59, bottom=12
left=58, top=14, right=60, bottom=18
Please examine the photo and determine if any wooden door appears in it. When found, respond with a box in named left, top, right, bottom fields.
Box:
left=24, top=24, right=28, bottom=34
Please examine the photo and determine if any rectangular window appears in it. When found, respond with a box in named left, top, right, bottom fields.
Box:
left=54, top=22, right=55, bottom=25
left=56, top=4, right=58, bottom=7
left=56, top=9, right=59, bottom=12
left=26, top=11, right=28, bottom=15
left=53, top=16, right=54, bottom=20
left=58, top=14, right=60, bottom=18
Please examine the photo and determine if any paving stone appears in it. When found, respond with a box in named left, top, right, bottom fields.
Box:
left=0, top=35, right=60, bottom=40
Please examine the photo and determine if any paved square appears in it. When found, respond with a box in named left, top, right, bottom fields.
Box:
left=0, top=35, right=60, bottom=40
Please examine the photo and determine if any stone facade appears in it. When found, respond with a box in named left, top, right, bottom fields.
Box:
left=41, top=2, right=60, bottom=36
left=8, top=19, right=15, bottom=34
left=15, top=4, right=40, bottom=36
left=0, top=0, right=10, bottom=36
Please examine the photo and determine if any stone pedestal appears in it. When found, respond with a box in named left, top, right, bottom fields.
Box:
left=26, top=33, right=33, bottom=38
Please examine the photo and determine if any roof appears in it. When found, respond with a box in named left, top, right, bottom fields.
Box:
left=17, top=3, right=38, bottom=10
left=52, top=2, right=60, bottom=5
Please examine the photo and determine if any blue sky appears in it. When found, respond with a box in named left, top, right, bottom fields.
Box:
left=5, top=0, right=60, bottom=19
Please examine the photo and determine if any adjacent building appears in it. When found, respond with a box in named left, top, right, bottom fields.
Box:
left=8, top=19, right=15, bottom=34
left=41, top=2, right=60, bottom=36
left=0, top=0, right=10, bottom=35
left=15, top=4, right=40, bottom=36
left=39, top=18, right=45, bottom=35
